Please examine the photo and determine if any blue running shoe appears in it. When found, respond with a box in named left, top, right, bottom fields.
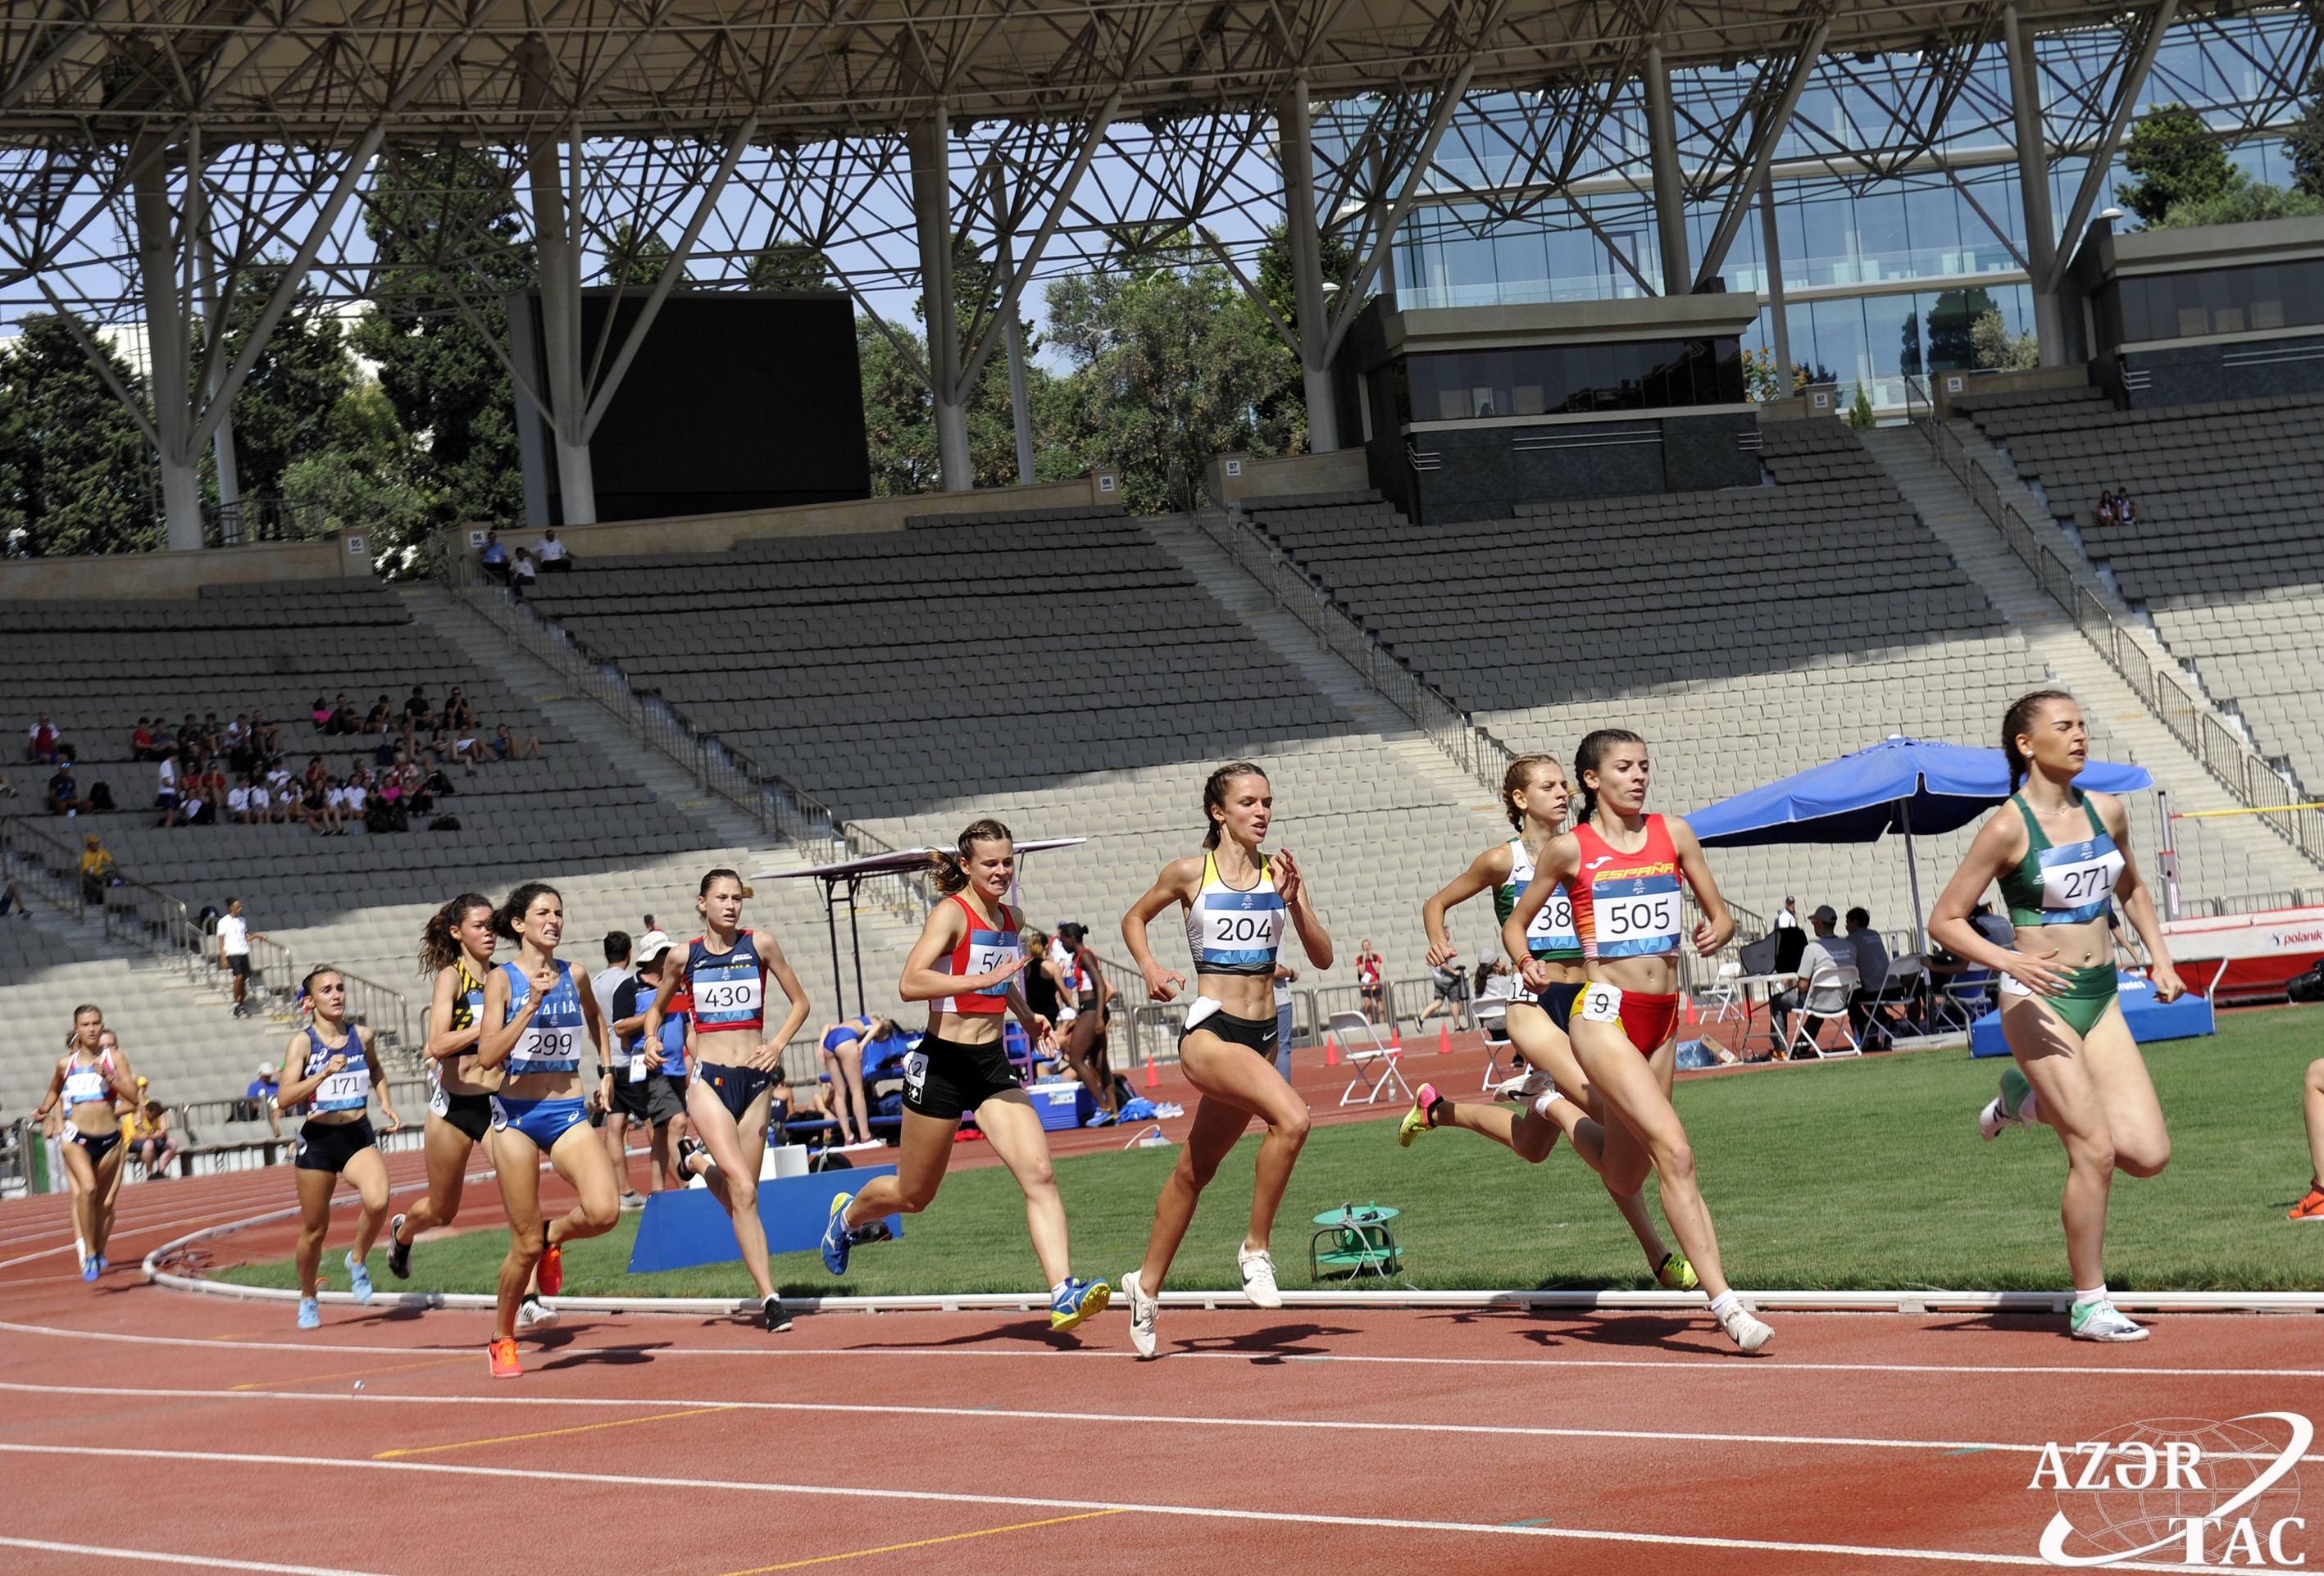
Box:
left=1049, top=1275, right=1112, bottom=1333
left=94, top=1255, right=107, bottom=1273
left=346, top=1251, right=373, bottom=1306
left=1084, top=1107, right=1117, bottom=1129
left=298, top=1297, right=321, bottom=1330
left=821, top=1192, right=856, bottom=1275
left=80, top=1256, right=99, bottom=1283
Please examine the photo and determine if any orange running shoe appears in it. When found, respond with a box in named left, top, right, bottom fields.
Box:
left=2289, top=1183, right=2324, bottom=1222
left=488, top=1337, right=522, bottom=1378
left=538, top=1240, right=564, bottom=1295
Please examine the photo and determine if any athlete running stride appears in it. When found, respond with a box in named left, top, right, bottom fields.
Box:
left=1503, top=729, right=1773, bottom=1353
left=820, top=820, right=1110, bottom=1334
left=1931, top=689, right=2183, bottom=1342
left=33, top=1006, right=139, bottom=1282
left=279, top=968, right=401, bottom=1328
left=1403, top=753, right=1694, bottom=1292
left=1117, top=763, right=1333, bottom=1358
left=476, top=883, right=621, bottom=1376
left=644, top=870, right=812, bottom=1333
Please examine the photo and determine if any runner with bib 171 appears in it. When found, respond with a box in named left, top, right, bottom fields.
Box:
left=1503, top=729, right=1773, bottom=1354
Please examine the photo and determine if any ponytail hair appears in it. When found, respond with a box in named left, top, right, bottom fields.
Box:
left=2002, top=688, right=2075, bottom=793
left=1201, top=761, right=1267, bottom=849
left=1572, top=729, right=1645, bottom=824
left=420, top=892, right=493, bottom=976
left=493, top=881, right=561, bottom=940
left=1501, top=753, right=1563, bottom=830
left=931, top=819, right=1013, bottom=896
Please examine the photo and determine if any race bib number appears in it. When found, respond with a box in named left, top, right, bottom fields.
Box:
left=629, top=1057, right=648, bottom=1083
left=513, top=1025, right=580, bottom=1067
left=1207, top=911, right=1279, bottom=947
left=694, top=975, right=763, bottom=1015
left=429, top=1083, right=450, bottom=1118
left=1530, top=889, right=1575, bottom=942
left=967, top=941, right=1021, bottom=998
left=1579, top=983, right=1625, bottom=1024
left=62, top=1069, right=107, bottom=1104
left=903, top=1050, right=929, bottom=1097
left=314, top=1065, right=369, bottom=1110
left=2039, top=841, right=2121, bottom=917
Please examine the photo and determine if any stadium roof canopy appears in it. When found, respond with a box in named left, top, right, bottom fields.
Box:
left=0, top=0, right=2147, bottom=145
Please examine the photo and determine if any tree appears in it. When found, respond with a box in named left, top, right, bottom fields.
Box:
left=856, top=318, right=1066, bottom=496
left=1926, top=287, right=2001, bottom=371
left=747, top=243, right=839, bottom=291
left=1254, top=223, right=1358, bottom=438
left=2152, top=182, right=2324, bottom=228
left=0, top=314, right=161, bottom=556
left=1044, top=249, right=1303, bottom=512
left=217, top=270, right=355, bottom=498
left=2117, top=104, right=2240, bottom=225
left=1846, top=383, right=1877, bottom=429
left=2288, top=68, right=2324, bottom=198
left=1972, top=311, right=2039, bottom=373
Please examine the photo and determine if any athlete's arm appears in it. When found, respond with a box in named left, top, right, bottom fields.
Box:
left=1422, top=844, right=1512, bottom=967
left=899, top=899, right=982, bottom=1002
left=102, top=1047, right=141, bottom=1106
left=641, top=960, right=681, bottom=1046
left=1004, top=981, right=1053, bottom=1049
left=756, top=933, right=812, bottom=1072
left=1928, top=812, right=2071, bottom=996
left=1506, top=833, right=1578, bottom=987
left=31, top=1058, right=66, bottom=1127
left=276, top=1033, right=332, bottom=1106
left=1273, top=847, right=1334, bottom=970
left=362, top=1027, right=402, bottom=1132
left=475, top=966, right=535, bottom=1070
left=1667, top=817, right=1736, bottom=957
left=1120, top=857, right=1201, bottom=1002
left=2098, top=793, right=2183, bottom=1001
left=425, top=966, right=481, bottom=1062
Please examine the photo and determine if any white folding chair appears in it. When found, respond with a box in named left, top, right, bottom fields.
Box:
left=1865, top=955, right=1926, bottom=1044
left=1930, top=966, right=1995, bottom=1033
left=1474, top=991, right=1514, bottom=1091
left=1783, top=959, right=1862, bottom=1057
left=1329, top=1010, right=1412, bottom=1107
left=1698, top=960, right=1744, bottom=1024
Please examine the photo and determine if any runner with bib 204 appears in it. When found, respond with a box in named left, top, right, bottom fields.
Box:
left=1503, top=729, right=1773, bottom=1354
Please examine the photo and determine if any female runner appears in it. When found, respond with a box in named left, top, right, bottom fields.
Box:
left=476, top=882, right=620, bottom=1376
left=1403, top=753, right=1695, bottom=1292
left=818, top=821, right=1110, bottom=1333
left=1116, top=764, right=1332, bottom=1358
left=32, top=1006, right=138, bottom=1281
left=1057, top=923, right=1120, bottom=1124
left=280, top=968, right=402, bottom=1329
left=1503, top=730, right=1772, bottom=1353
left=1931, top=689, right=2181, bottom=1342
left=816, top=1011, right=885, bottom=1147
left=643, top=870, right=811, bottom=1333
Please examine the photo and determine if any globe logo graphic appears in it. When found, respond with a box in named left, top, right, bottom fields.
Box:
left=2043, top=1414, right=2307, bottom=1566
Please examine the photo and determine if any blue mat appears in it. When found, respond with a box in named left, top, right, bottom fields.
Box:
left=1967, top=974, right=2216, bottom=1058
left=628, top=1165, right=903, bottom=1274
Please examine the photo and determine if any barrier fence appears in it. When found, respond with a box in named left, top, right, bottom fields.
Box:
left=4, top=1079, right=432, bottom=1194
left=1922, top=417, right=2324, bottom=868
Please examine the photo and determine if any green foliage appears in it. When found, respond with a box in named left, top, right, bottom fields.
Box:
left=1972, top=310, right=2040, bottom=373
left=1740, top=347, right=1826, bottom=402
left=747, top=243, right=839, bottom=292
left=1925, top=286, right=2001, bottom=372
left=856, top=319, right=1065, bottom=496
left=218, top=271, right=354, bottom=498
left=2290, top=68, right=2324, bottom=198
left=2117, top=104, right=2240, bottom=225
left=602, top=221, right=677, bottom=288
left=1846, top=383, right=1876, bottom=429
left=1253, top=222, right=1359, bottom=343
left=1044, top=250, right=1304, bottom=512
left=2153, top=181, right=2324, bottom=229
left=0, top=314, right=161, bottom=556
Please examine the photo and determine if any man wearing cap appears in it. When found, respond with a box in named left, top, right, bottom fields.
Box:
left=609, top=931, right=692, bottom=1195
left=244, top=1060, right=282, bottom=1137
left=1766, top=906, right=1850, bottom=1058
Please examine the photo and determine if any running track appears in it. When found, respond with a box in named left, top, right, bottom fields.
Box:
left=7, top=1115, right=2322, bottom=1573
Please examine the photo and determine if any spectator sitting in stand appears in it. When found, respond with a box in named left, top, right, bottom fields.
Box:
left=402, top=686, right=434, bottom=731
left=310, top=697, right=333, bottom=733
left=26, top=712, right=62, bottom=764
left=130, top=718, right=165, bottom=761
left=509, top=547, right=538, bottom=597
left=1844, top=906, right=1893, bottom=1046
left=480, top=529, right=509, bottom=582
left=156, top=749, right=183, bottom=825
left=1764, top=905, right=1849, bottom=1057
left=413, top=754, right=455, bottom=812
left=199, top=712, right=224, bottom=755
left=79, top=835, right=116, bottom=904
left=246, top=1060, right=284, bottom=1137
left=361, top=694, right=393, bottom=735
left=197, top=758, right=229, bottom=823
left=46, top=755, right=88, bottom=815
left=251, top=710, right=280, bottom=756
left=2116, top=486, right=2140, bottom=525
left=134, top=1099, right=178, bottom=1179
left=2095, top=491, right=2117, bottom=529
left=536, top=528, right=573, bottom=571
left=488, top=722, right=542, bottom=761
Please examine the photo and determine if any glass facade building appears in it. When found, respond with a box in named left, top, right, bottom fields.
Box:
left=1342, top=9, right=2316, bottom=412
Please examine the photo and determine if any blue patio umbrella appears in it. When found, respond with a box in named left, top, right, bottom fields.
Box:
left=1686, top=736, right=2153, bottom=952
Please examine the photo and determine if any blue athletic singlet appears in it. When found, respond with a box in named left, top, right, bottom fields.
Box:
left=302, top=1025, right=371, bottom=1112
left=685, top=932, right=771, bottom=1034
left=500, top=959, right=585, bottom=1074
left=1185, top=850, right=1286, bottom=977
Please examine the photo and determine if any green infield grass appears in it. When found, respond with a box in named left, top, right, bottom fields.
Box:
left=212, top=1007, right=2324, bottom=1298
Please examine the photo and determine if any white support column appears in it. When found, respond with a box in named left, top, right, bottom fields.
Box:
left=525, top=126, right=597, bottom=524
left=1759, top=168, right=1792, bottom=386
left=998, top=229, right=1036, bottom=487
left=2004, top=5, right=2064, bottom=366
left=910, top=106, right=971, bottom=492
left=196, top=225, right=239, bottom=511
left=131, top=147, right=204, bottom=552
left=1280, top=79, right=1338, bottom=452
left=1644, top=42, right=1690, bottom=297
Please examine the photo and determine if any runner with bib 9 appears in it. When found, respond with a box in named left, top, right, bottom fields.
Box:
left=1929, top=690, right=2181, bottom=1343
left=1503, top=729, right=1771, bottom=1353
left=1404, top=753, right=1695, bottom=1293
left=818, top=820, right=1111, bottom=1336
left=1115, top=762, right=1335, bottom=1358
left=644, top=869, right=812, bottom=1334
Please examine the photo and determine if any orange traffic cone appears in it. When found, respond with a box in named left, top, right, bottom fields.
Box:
left=1324, top=1034, right=1339, bottom=1066
left=1144, top=1056, right=1160, bottom=1089
left=1437, top=1023, right=1452, bottom=1055
left=1684, top=994, right=1698, bottom=1025
left=1392, top=1025, right=1403, bottom=1052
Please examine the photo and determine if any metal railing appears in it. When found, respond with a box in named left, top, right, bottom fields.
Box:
left=1193, top=506, right=1518, bottom=795
left=205, top=497, right=327, bottom=548
left=1921, top=417, right=2324, bottom=868
left=447, top=554, right=846, bottom=852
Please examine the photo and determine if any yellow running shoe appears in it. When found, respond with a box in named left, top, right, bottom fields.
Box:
left=1398, top=1083, right=1440, bottom=1148
left=1657, top=1251, right=1699, bottom=1292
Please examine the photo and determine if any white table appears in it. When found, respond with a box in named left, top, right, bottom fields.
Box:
left=1730, top=972, right=1800, bottom=1056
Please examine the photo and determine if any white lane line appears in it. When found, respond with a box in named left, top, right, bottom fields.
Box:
left=0, top=1170, right=466, bottom=1269
left=0, top=1442, right=2097, bottom=1568
left=3, top=1319, right=2317, bottom=1379
left=0, top=1534, right=391, bottom=1576
left=0, top=1378, right=2071, bottom=1457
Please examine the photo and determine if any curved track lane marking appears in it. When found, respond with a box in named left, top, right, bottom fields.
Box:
left=4, top=1318, right=2318, bottom=1378
left=0, top=1535, right=390, bottom=1576
left=0, top=1442, right=2086, bottom=1568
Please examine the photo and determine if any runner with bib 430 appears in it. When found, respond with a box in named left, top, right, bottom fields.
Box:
left=1503, top=729, right=1772, bottom=1354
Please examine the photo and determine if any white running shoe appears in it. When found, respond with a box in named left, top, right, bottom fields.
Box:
left=1976, top=1096, right=2014, bottom=1142
left=2069, top=1301, right=2149, bottom=1342
left=516, top=1297, right=559, bottom=1332
left=1121, top=1269, right=1158, bottom=1359
left=1238, top=1245, right=1282, bottom=1310
left=1719, top=1302, right=1775, bottom=1353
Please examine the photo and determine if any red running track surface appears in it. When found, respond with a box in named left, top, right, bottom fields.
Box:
left=7, top=1142, right=2323, bottom=1574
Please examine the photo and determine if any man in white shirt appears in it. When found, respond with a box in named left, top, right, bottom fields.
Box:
left=536, top=529, right=571, bottom=571
left=1767, top=906, right=1849, bottom=1056
left=217, top=898, right=262, bottom=1018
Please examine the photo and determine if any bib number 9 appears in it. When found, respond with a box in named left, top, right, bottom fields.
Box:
left=1579, top=983, right=1625, bottom=1024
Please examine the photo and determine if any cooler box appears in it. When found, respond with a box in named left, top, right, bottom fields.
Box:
left=1029, top=1079, right=1094, bottom=1131
left=1967, top=973, right=2215, bottom=1058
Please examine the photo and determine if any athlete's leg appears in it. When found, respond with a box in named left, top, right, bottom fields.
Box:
left=689, top=1087, right=777, bottom=1301
left=601, top=1107, right=634, bottom=1195
left=396, top=1115, right=472, bottom=1240
left=1135, top=1084, right=1262, bottom=1292
left=2304, top=1059, right=2324, bottom=1185
left=293, top=1165, right=338, bottom=1297
left=833, top=1045, right=871, bottom=1143
left=973, top=1088, right=1071, bottom=1286
left=342, top=1143, right=392, bottom=1264
left=490, top=1128, right=547, bottom=1342
left=844, top=1110, right=958, bottom=1227
left=2080, top=1006, right=2169, bottom=1179
left=1144, top=1032, right=1312, bottom=1282
left=1574, top=1024, right=1734, bottom=1298
left=60, top=1142, right=97, bottom=1259
left=543, top=1121, right=621, bottom=1249
left=2006, top=997, right=2139, bottom=1291
left=89, top=1146, right=123, bottom=1253
left=1060, top=1012, right=1111, bottom=1112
